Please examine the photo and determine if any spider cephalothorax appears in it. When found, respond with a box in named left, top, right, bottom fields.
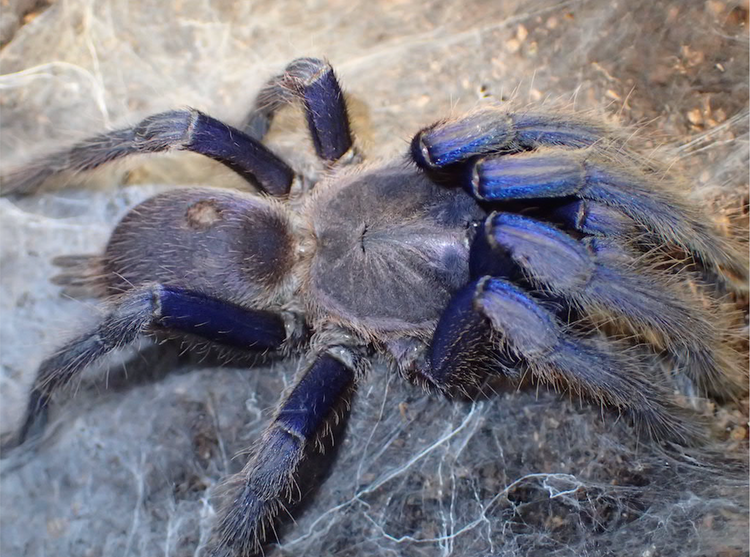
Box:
left=1, top=57, right=747, bottom=556
left=303, top=164, right=483, bottom=337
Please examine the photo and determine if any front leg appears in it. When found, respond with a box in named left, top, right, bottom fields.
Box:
left=409, top=108, right=748, bottom=287
left=422, top=278, right=702, bottom=444
left=208, top=345, right=362, bottom=556
left=469, top=212, right=746, bottom=399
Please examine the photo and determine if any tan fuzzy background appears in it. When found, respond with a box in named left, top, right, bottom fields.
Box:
left=0, top=1, right=748, bottom=556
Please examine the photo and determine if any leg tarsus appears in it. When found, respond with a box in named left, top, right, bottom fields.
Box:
left=0, top=390, right=50, bottom=453
left=1, top=128, right=138, bottom=196
left=1, top=287, right=156, bottom=450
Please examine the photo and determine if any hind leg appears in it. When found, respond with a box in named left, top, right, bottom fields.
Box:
left=1, top=284, right=298, bottom=451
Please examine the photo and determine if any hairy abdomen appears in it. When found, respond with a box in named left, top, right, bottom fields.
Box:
left=103, top=188, right=296, bottom=307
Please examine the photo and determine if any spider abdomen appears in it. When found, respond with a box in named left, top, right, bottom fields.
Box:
left=305, top=164, right=485, bottom=335
left=103, top=188, right=296, bottom=307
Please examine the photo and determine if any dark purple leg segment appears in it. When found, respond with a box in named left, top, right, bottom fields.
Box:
left=1, top=109, right=294, bottom=197
left=185, top=111, right=294, bottom=196
left=1, top=284, right=289, bottom=452
left=299, top=60, right=354, bottom=161
left=424, top=282, right=498, bottom=388
left=411, top=110, right=517, bottom=169
left=276, top=352, right=354, bottom=438
left=210, top=349, right=357, bottom=556
left=468, top=152, right=583, bottom=200
left=158, top=286, right=287, bottom=350
left=242, top=58, right=354, bottom=162
left=470, top=213, right=592, bottom=288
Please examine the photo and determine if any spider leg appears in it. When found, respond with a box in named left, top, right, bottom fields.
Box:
left=241, top=57, right=355, bottom=162
left=411, top=108, right=611, bottom=169
left=410, top=110, right=747, bottom=285
left=208, top=346, right=359, bottom=556
left=1, top=284, right=295, bottom=452
left=1, top=109, right=294, bottom=197
left=424, top=278, right=702, bottom=443
left=470, top=212, right=746, bottom=398
left=549, top=198, right=638, bottom=237
left=471, top=149, right=747, bottom=285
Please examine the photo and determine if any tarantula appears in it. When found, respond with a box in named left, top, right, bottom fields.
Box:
left=1, top=58, right=747, bottom=556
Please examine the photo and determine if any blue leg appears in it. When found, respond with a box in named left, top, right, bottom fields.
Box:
left=242, top=58, right=355, bottom=162
left=1, top=109, right=295, bottom=197
left=1, top=284, right=292, bottom=452
left=424, top=278, right=701, bottom=443
left=411, top=108, right=610, bottom=169
left=466, top=150, right=747, bottom=284
left=550, top=198, right=637, bottom=237
left=209, top=347, right=358, bottom=556
left=470, top=212, right=745, bottom=398
left=410, top=109, right=746, bottom=285
left=424, top=282, right=510, bottom=389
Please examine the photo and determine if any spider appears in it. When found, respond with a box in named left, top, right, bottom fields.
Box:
left=1, top=58, right=747, bottom=556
